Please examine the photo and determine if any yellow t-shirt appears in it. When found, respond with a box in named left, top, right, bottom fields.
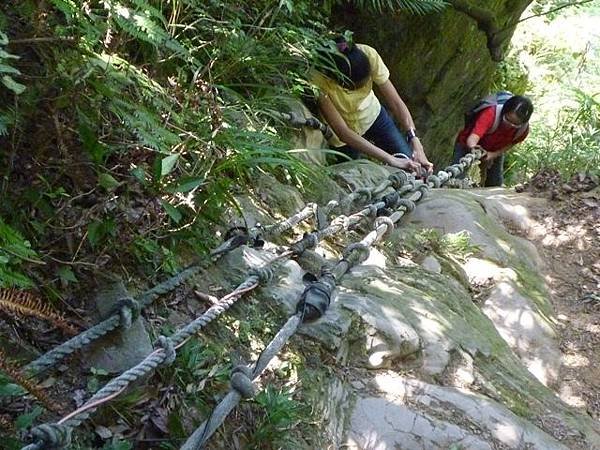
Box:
left=312, top=44, right=390, bottom=147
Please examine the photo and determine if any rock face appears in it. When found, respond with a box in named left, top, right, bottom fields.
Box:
left=86, top=277, right=153, bottom=373
left=333, top=0, right=533, bottom=166
left=218, top=163, right=600, bottom=449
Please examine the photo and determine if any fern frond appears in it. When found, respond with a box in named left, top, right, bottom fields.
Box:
left=49, top=0, right=79, bottom=20
left=0, top=288, right=78, bottom=335
left=345, top=0, right=448, bottom=14
left=0, top=350, right=58, bottom=412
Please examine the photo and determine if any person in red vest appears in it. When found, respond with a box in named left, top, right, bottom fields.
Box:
left=454, top=94, right=534, bottom=186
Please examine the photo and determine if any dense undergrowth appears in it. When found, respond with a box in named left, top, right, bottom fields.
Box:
left=0, top=0, right=331, bottom=293
left=0, top=1, right=447, bottom=448
left=1, top=0, right=596, bottom=447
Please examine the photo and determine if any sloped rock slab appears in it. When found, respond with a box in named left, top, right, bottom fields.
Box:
left=406, top=189, right=560, bottom=386
left=345, top=374, right=569, bottom=450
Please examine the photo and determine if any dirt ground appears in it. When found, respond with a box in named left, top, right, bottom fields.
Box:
left=516, top=171, right=600, bottom=420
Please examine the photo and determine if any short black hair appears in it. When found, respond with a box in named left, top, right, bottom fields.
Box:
left=322, top=37, right=371, bottom=90
left=502, top=95, right=534, bottom=124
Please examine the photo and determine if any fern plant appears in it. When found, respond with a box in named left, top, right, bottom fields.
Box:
left=0, top=218, right=39, bottom=288
left=0, top=288, right=78, bottom=334
left=0, top=351, right=57, bottom=412
left=0, top=28, right=25, bottom=136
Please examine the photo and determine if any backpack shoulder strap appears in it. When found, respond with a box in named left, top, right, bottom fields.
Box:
left=486, top=104, right=504, bottom=135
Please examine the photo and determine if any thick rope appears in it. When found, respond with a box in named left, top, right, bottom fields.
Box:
left=180, top=314, right=302, bottom=450
left=290, top=177, right=414, bottom=256
left=24, top=265, right=203, bottom=376
left=20, top=261, right=284, bottom=450
left=23, top=150, right=484, bottom=450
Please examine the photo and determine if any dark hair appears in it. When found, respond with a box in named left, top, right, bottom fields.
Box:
left=322, top=36, right=371, bottom=90
left=502, top=95, right=534, bottom=124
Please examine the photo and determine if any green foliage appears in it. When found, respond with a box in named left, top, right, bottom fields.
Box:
left=0, top=0, right=334, bottom=284
left=0, top=218, right=39, bottom=288
left=507, top=89, right=600, bottom=182
left=246, top=386, right=307, bottom=448
left=0, top=372, right=25, bottom=398
left=492, top=53, right=532, bottom=95
left=0, top=28, right=25, bottom=135
left=502, top=4, right=600, bottom=182
left=101, top=440, right=133, bottom=450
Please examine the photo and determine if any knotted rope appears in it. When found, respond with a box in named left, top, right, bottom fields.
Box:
left=24, top=265, right=203, bottom=376
left=180, top=314, right=303, bottom=450
left=20, top=259, right=284, bottom=450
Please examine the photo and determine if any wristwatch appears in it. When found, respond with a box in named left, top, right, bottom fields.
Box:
left=406, top=127, right=418, bottom=143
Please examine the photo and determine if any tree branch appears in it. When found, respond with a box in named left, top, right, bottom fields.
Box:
left=499, top=0, right=594, bottom=33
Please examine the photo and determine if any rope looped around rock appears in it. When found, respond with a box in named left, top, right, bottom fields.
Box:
left=113, top=297, right=140, bottom=329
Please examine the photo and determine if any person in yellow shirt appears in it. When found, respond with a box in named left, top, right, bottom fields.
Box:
left=313, top=36, right=433, bottom=174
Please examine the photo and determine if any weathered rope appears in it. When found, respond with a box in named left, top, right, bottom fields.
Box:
left=211, top=200, right=342, bottom=258
left=289, top=172, right=414, bottom=256
left=331, top=149, right=484, bottom=281
left=20, top=256, right=287, bottom=450
left=24, top=265, right=203, bottom=376
left=23, top=149, right=484, bottom=450
left=180, top=314, right=302, bottom=450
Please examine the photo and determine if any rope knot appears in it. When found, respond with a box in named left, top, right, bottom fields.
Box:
left=291, top=232, right=318, bottom=255
left=397, top=198, right=416, bottom=212
left=29, top=423, right=71, bottom=449
left=331, top=215, right=350, bottom=230
left=156, top=336, right=176, bottom=366
left=286, top=111, right=306, bottom=127
left=388, top=171, right=408, bottom=189
left=405, top=179, right=418, bottom=191
left=342, top=242, right=370, bottom=266
left=427, top=174, right=441, bottom=188
left=382, top=191, right=400, bottom=209
left=459, top=155, right=474, bottom=167
left=114, top=297, right=140, bottom=329
left=249, top=265, right=274, bottom=284
left=374, top=216, right=395, bottom=240
left=447, top=165, right=462, bottom=177
left=230, top=365, right=255, bottom=399
left=417, top=184, right=430, bottom=196
left=296, top=272, right=336, bottom=322
left=367, top=204, right=379, bottom=219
